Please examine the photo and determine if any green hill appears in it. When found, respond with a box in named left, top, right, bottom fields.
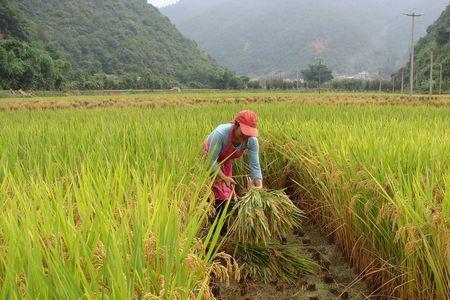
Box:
left=163, top=0, right=448, bottom=78
left=0, top=0, right=228, bottom=89
left=407, top=5, right=450, bottom=92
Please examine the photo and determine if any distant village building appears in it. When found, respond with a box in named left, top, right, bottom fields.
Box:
left=284, top=78, right=305, bottom=83
left=354, top=71, right=373, bottom=80
left=335, top=71, right=374, bottom=81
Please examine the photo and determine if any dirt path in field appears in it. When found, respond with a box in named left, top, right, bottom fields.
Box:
left=218, top=222, right=370, bottom=300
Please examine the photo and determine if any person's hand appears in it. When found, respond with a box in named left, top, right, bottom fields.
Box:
left=252, top=179, right=263, bottom=189
left=223, top=176, right=237, bottom=187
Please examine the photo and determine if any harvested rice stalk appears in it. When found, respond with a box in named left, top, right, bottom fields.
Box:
left=229, top=189, right=305, bottom=245
left=235, top=243, right=317, bottom=283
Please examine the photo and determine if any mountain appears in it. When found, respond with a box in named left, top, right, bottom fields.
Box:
left=400, top=5, right=450, bottom=91
left=163, top=0, right=449, bottom=78
left=0, top=0, right=227, bottom=89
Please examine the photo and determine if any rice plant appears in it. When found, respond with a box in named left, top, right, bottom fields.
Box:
left=0, top=97, right=448, bottom=299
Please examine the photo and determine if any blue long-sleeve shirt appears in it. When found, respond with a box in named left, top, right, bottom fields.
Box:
left=206, top=124, right=263, bottom=181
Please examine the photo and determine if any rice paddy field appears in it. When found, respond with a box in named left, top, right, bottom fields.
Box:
left=0, top=92, right=449, bottom=299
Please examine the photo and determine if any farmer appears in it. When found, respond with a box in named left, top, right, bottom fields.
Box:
left=204, top=110, right=263, bottom=231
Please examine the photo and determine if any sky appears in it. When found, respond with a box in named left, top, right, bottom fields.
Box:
left=148, top=0, right=179, bottom=7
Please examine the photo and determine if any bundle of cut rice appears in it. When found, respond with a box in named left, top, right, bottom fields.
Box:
left=225, top=188, right=316, bottom=283
left=229, top=189, right=305, bottom=245
left=235, top=243, right=317, bottom=283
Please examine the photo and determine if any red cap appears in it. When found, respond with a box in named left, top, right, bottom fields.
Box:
left=236, top=110, right=259, bottom=137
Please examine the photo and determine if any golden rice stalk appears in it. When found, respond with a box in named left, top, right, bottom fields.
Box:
left=93, top=240, right=106, bottom=270
left=210, top=252, right=240, bottom=285
left=229, top=189, right=305, bottom=245
left=184, top=253, right=207, bottom=278
left=144, top=236, right=156, bottom=265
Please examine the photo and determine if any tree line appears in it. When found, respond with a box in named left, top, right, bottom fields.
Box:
left=0, top=39, right=254, bottom=91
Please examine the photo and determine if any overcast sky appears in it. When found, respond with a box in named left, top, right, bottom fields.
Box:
left=148, top=0, right=179, bottom=7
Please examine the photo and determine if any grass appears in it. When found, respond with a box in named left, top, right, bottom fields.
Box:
left=2, top=92, right=450, bottom=113
left=261, top=104, right=450, bottom=299
left=0, top=90, right=403, bottom=102
left=0, top=107, right=227, bottom=299
left=0, top=98, right=449, bottom=299
left=1, top=90, right=450, bottom=107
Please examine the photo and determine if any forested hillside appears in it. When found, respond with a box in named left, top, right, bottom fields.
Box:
left=163, top=0, right=448, bottom=78
left=0, top=0, right=232, bottom=90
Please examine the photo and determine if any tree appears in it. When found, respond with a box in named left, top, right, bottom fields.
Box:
left=208, top=69, right=240, bottom=89
left=436, top=26, right=450, bottom=46
left=301, top=63, right=333, bottom=84
left=247, top=80, right=261, bottom=89
left=239, top=76, right=250, bottom=88
left=0, top=0, right=33, bottom=40
left=0, top=39, right=71, bottom=90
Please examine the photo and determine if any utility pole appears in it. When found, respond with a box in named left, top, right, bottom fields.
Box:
left=318, top=58, right=322, bottom=94
left=392, top=76, right=395, bottom=93
left=439, top=64, right=443, bottom=95
left=403, top=12, right=423, bottom=96
left=429, top=51, right=434, bottom=96
left=378, top=73, right=382, bottom=93
left=296, top=67, right=299, bottom=90
left=401, top=68, right=405, bottom=94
